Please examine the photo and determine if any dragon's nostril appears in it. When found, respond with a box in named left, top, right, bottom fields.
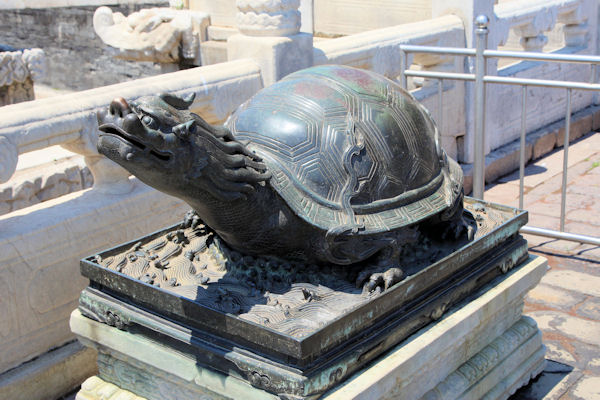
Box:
left=109, top=97, right=131, bottom=117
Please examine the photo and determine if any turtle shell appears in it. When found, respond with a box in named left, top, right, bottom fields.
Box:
left=226, top=65, right=462, bottom=234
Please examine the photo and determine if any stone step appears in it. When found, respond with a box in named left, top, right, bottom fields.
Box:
left=462, top=104, right=600, bottom=195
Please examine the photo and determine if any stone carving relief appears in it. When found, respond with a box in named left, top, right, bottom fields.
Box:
left=421, top=317, right=541, bottom=400
left=0, top=136, right=18, bottom=184
left=0, top=48, right=45, bottom=106
left=236, top=0, right=301, bottom=36
left=93, top=7, right=209, bottom=65
left=495, top=0, right=590, bottom=52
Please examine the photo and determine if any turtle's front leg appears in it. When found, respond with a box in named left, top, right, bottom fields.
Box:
left=423, top=190, right=474, bottom=241
left=357, top=266, right=405, bottom=294
left=442, top=213, right=475, bottom=241
left=181, top=209, right=202, bottom=229
left=355, top=241, right=405, bottom=294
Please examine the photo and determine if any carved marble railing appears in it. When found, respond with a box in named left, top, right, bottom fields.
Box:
left=0, top=60, right=262, bottom=187
left=0, top=59, right=262, bottom=375
left=0, top=47, right=45, bottom=106
left=313, top=15, right=464, bottom=81
left=483, top=0, right=597, bottom=156
left=93, top=6, right=210, bottom=69
left=495, top=0, right=591, bottom=51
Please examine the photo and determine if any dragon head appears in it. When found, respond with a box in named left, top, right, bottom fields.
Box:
left=97, top=93, right=270, bottom=202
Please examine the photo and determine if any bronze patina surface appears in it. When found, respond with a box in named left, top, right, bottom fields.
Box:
left=95, top=65, right=467, bottom=292
left=79, top=199, right=528, bottom=399
left=88, top=65, right=529, bottom=398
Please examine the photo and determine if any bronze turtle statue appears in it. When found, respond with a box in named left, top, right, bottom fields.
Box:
left=97, top=65, right=467, bottom=291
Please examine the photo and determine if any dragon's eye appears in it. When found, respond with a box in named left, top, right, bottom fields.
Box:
left=142, top=115, right=158, bottom=129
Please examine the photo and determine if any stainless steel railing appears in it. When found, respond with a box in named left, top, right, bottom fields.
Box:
left=399, top=15, right=600, bottom=247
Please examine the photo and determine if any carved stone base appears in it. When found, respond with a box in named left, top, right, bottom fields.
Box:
left=71, top=255, right=547, bottom=400
left=0, top=78, right=34, bottom=106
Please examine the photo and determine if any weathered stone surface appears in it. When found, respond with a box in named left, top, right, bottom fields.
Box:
left=72, top=256, right=547, bottom=400
left=0, top=79, right=35, bottom=106
left=0, top=47, right=45, bottom=106
left=324, top=256, right=547, bottom=400
left=576, top=297, right=600, bottom=321
left=529, top=311, right=600, bottom=346
left=483, top=61, right=593, bottom=162
left=228, top=33, right=313, bottom=87
left=93, top=7, right=209, bottom=65
left=542, top=270, right=600, bottom=297
left=0, top=341, right=97, bottom=400
left=189, top=0, right=236, bottom=26
left=441, top=133, right=458, bottom=161
left=0, top=180, right=188, bottom=374
left=207, top=26, right=238, bottom=42
left=0, top=5, right=166, bottom=91
left=484, top=138, right=533, bottom=184
left=313, top=0, right=431, bottom=36
left=571, top=376, right=600, bottom=400
left=420, top=318, right=544, bottom=400
left=526, top=283, right=586, bottom=311
left=71, top=310, right=276, bottom=400
left=0, top=155, right=89, bottom=215
left=76, top=376, right=145, bottom=400
left=557, top=107, right=594, bottom=147
left=527, top=123, right=558, bottom=160
left=236, top=0, right=301, bottom=37
left=200, top=41, right=228, bottom=65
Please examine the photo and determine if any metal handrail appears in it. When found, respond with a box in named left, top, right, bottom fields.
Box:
left=399, top=15, right=600, bottom=246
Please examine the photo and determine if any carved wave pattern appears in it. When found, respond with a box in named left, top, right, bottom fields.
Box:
left=96, top=202, right=512, bottom=338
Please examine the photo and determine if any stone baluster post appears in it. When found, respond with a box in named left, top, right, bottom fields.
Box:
left=227, top=0, right=313, bottom=87
left=512, top=11, right=557, bottom=52
left=559, top=6, right=591, bottom=47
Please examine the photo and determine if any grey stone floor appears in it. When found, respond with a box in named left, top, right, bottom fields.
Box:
left=486, top=131, right=600, bottom=400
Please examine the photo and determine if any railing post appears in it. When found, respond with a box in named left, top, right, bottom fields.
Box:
left=400, top=48, right=408, bottom=90
left=473, top=14, right=489, bottom=200
left=560, top=88, right=572, bottom=232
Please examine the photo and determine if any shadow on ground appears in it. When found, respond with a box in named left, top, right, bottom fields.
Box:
left=511, top=360, right=574, bottom=399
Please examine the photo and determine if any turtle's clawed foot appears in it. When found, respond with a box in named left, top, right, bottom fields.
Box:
left=357, top=267, right=405, bottom=294
left=181, top=209, right=201, bottom=229
left=441, top=216, right=474, bottom=241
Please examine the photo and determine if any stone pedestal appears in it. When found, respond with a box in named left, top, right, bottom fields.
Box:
left=0, top=47, right=45, bottom=106
left=71, top=255, right=547, bottom=400
left=226, top=0, right=313, bottom=87
left=227, top=33, right=313, bottom=87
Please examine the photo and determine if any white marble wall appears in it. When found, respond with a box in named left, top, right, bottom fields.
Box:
left=0, top=59, right=263, bottom=374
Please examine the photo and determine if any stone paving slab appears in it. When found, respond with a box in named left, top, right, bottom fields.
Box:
left=486, top=130, right=600, bottom=400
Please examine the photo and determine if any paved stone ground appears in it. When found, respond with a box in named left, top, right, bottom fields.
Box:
left=484, top=131, right=600, bottom=400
